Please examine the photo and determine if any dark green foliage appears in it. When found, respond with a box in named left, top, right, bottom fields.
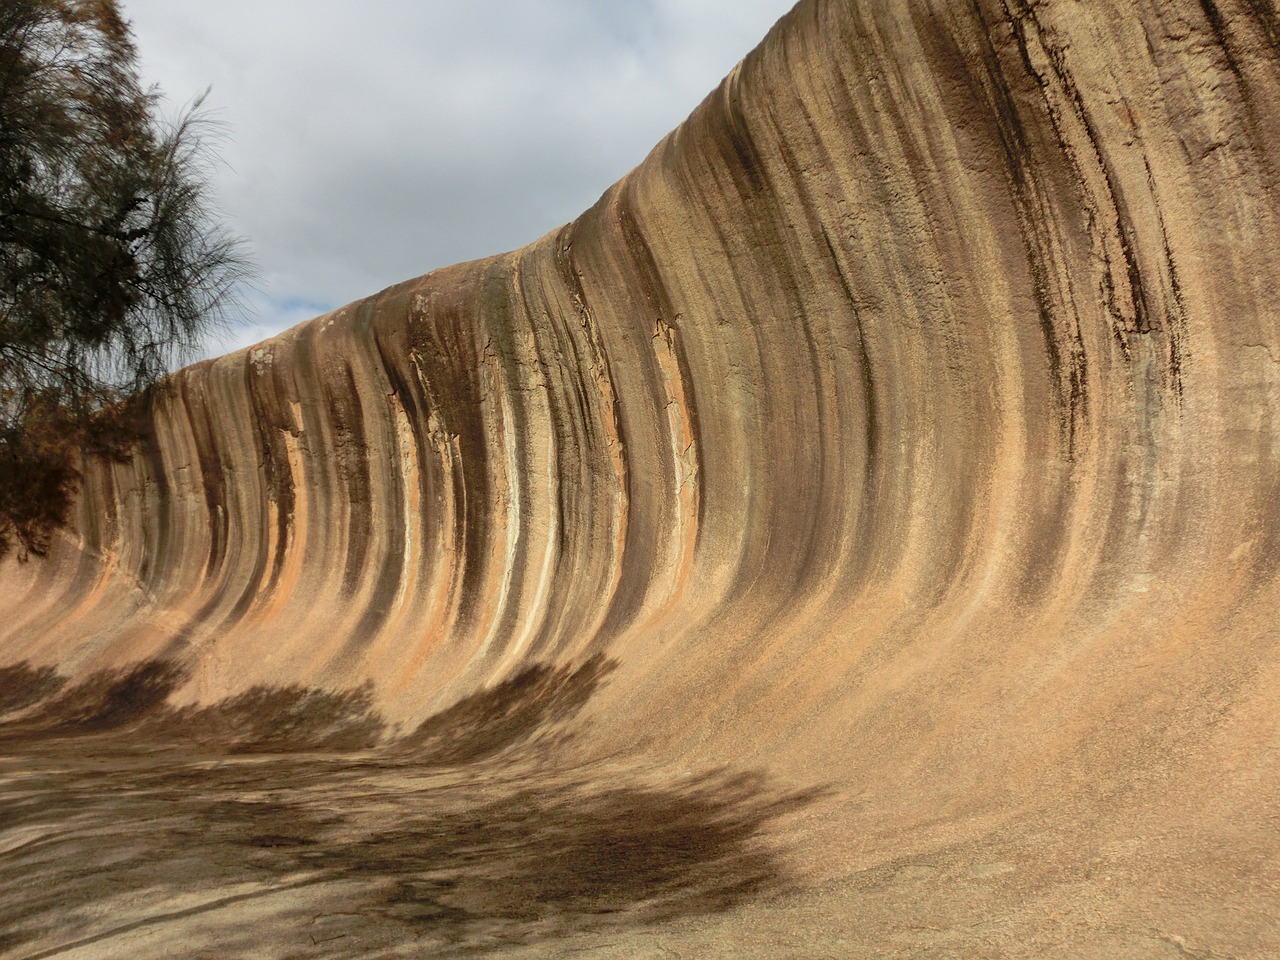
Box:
left=0, top=0, right=248, bottom=557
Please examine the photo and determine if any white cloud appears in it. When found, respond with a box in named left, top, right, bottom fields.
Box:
left=119, top=1, right=795, bottom=358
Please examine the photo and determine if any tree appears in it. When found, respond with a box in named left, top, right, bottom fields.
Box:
left=0, top=0, right=248, bottom=558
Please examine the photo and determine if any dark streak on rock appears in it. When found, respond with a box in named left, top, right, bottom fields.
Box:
left=952, top=0, right=1085, bottom=452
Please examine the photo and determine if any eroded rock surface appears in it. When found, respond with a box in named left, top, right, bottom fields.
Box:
left=2, top=0, right=1278, bottom=956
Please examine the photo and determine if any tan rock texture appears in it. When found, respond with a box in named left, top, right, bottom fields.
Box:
left=2, top=0, right=1279, bottom=956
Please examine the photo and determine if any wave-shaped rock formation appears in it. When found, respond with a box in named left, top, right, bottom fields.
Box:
left=3, top=0, right=1279, bottom=955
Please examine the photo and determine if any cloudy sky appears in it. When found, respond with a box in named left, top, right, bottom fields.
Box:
left=119, top=1, right=796, bottom=358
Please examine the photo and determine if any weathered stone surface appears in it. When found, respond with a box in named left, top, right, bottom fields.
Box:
left=2, top=0, right=1279, bottom=955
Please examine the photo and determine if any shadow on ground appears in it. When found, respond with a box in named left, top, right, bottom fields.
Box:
left=0, top=658, right=820, bottom=957
left=0, top=656, right=615, bottom=758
